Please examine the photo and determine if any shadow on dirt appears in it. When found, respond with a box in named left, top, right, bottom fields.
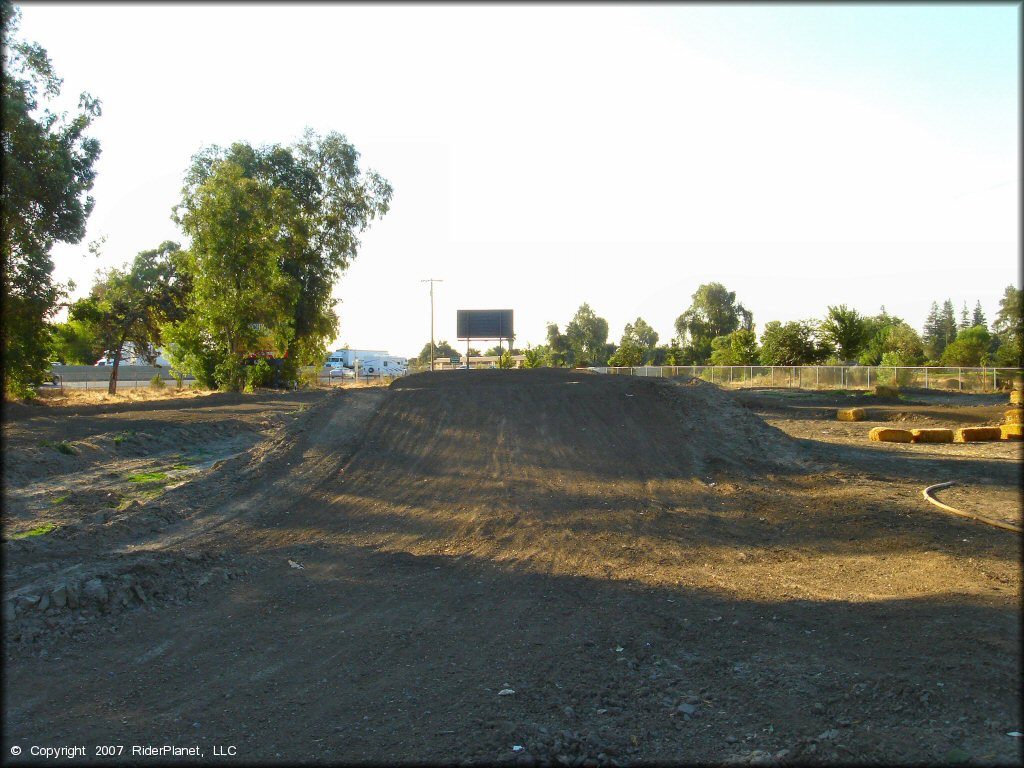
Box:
left=9, top=537, right=1017, bottom=765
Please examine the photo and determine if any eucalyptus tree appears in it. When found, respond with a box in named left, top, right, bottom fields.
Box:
left=170, top=129, right=392, bottom=389
left=674, top=282, right=751, bottom=364
left=1, top=0, right=101, bottom=394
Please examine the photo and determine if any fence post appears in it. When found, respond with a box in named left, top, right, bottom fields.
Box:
left=924, top=367, right=928, bottom=389
left=958, top=368, right=962, bottom=391
left=994, top=368, right=997, bottom=391
left=771, top=367, right=775, bottom=387
left=867, top=367, right=871, bottom=389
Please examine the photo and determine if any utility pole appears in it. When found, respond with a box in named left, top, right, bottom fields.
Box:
left=421, top=278, right=443, bottom=371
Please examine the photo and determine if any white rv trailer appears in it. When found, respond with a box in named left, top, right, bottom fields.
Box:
left=356, top=356, right=409, bottom=377
left=325, top=349, right=388, bottom=369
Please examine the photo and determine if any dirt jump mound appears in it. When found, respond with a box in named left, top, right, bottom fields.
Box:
left=383, top=367, right=809, bottom=483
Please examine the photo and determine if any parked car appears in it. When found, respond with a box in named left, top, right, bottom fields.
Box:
left=94, top=358, right=113, bottom=367
left=328, top=366, right=355, bottom=379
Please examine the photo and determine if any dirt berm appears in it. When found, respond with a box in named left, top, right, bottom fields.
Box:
left=3, top=369, right=1020, bottom=766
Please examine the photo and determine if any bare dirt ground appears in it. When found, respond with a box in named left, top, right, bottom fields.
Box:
left=3, top=370, right=1021, bottom=766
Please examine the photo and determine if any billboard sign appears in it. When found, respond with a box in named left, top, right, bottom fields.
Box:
left=457, top=309, right=514, bottom=340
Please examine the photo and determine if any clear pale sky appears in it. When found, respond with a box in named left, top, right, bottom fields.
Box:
left=17, top=3, right=1020, bottom=359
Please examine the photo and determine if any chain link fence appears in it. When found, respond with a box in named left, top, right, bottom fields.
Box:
left=591, top=365, right=1023, bottom=393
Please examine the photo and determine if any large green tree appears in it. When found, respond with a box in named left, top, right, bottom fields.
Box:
left=759, top=320, right=825, bottom=366
left=171, top=130, right=392, bottom=389
left=674, top=282, right=751, bottom=364
left=609, top=317, right=659, bottom=366
left=992, top=286, right=1022, bottom=367
left=564, top=304, right=609, bottom=367
left=709, top=328, right=759, bottom=366
left=819, top=305, right=867, bottom=363
left=173, top=161, right=300, bottom=390
left=1, top=0, right=101, bottom=395
left=545, top=323, right=572, bottom=368
left=48, top=317, right=103, bottom=365
left=876, top=323, right=925, bottom=367
left=940, top=325, right=993, bottom=367
left=971, top=300, right=987, bottom=329
left=71, top=241, right=185, bottom=394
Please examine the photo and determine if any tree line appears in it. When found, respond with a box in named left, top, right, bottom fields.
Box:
left=2, top=1, right=392, bottom=396
left=3, top=2, right=1020, bottom=398
left=415, top=282, right=1023, bottom=371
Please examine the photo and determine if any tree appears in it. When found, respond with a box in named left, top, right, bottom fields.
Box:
left=674, top=282, right=751, bottom=364
left=875, top=322, right=925, bottom=366
left=941, top=325, right=993, bottom=367
left=173, top=161, right=300, bottom=390
left=48, top=317, right=103, bottom=365
left=940, top=300, right=958, bottom=349
left=759, top=320, right=824, bottom=366
left=1, top=0, right=101, bottom=395
left=709, top=328, right=759, bottom=365
left=819, top=305, right=867, bottom=363
left=921, top=301, right=942, bottom=361
left=958, top=301, right=970, bottom=332
left=992, top=286, right=1022, bottom=367
left=622, top=317, right=655, bottom=356
left=607, top=339, right=643, bottom=367
left=564, top=304, right=609, bottom=367
left=417, top=339, right=457, bottom=366
left=545, top=323, right=572, bottom=368
left=521, top=344, right=548, bottom=368
left=170, top=130, right=392, bottom=388
left=971, top=300, right=987, bottom=330
left=71, top=242, right=185, bottom=394
left=923, top=300, right=958, bottom=362
left=608, top=317, right=658, bottom=366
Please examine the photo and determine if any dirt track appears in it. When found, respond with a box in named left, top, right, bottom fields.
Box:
left=3, top=370, right=1021, bottom=766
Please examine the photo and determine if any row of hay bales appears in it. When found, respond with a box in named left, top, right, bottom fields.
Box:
left=838, top=387, right=1023, bottom=443
left=867, top=426, right=1015, bottom=444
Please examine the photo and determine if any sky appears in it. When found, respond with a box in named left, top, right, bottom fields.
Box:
left=15, top=2, right=1020, bottom=359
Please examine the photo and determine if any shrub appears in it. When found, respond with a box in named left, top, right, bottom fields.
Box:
left=874, top=384, right=900, bottom=398
left=244, top=359, right=274, bottom=391
left=150, top=373, right=166, bottom=390
left=215, top=357, right=247, bottom=392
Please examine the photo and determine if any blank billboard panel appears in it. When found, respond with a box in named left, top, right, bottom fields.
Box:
left=457, top=309, right=514, bottom=340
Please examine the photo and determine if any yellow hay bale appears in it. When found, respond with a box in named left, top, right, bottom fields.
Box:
left=1001, top=423, right=1023, bottom=440
left=1004, top=408, right=1023, bottom=424
left=910, top=428, right=954, bottom=444
left=874, top=384, right=900, bottom=398
left=869, top=427, right=913, bottom=443
left=836, top=408, right=866, bottom=422
left=954, top=426, right=1003, bottom=443
left=1010, top=390, right=1023, bottom=405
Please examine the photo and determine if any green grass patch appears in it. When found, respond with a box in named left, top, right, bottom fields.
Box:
left=112, top=431, right=135, bottom=446
left=50, top=494, right=69, bottom=506
left=11, top=522, right=57, bottom=540
left=127, top=471, right=168, bottom=484
left=171, top=463, right=192, bottom=471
